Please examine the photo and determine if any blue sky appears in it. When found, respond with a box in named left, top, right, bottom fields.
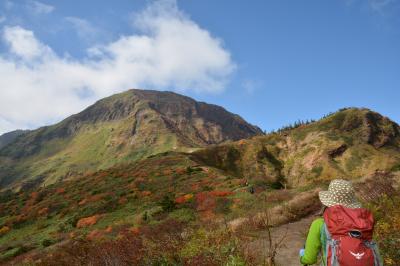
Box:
left=0, top=0, right=399, bottom=134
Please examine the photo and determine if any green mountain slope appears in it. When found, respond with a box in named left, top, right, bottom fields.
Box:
left=0, top=130, right=29, bottom=150
left=193, top=108, right=400, bottom=187
left=0, top=89, right=262, bottom=190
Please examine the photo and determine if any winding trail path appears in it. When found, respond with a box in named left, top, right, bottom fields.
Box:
left=245, top=214, right=319, bottom=266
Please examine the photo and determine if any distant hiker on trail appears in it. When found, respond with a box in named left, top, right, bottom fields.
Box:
left=299, top=179, right=382, bottom=266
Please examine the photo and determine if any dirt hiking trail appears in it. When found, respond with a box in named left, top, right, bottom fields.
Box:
left=245, top=214, right=319, bottom=266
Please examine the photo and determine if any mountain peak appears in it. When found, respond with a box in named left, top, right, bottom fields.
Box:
left=318, top=107, right=399, bottom=148
left=0, top=89, right=262, bottom=189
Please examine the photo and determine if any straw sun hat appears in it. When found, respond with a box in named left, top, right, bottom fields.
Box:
left=319, top=179, right=362, bottom=209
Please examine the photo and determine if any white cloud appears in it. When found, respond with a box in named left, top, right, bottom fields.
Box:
left=3, top=26, right=53, bottom=60
left=26, top=1, right=55, bottom=15
left=368, top=0, right=397, bottom=15
left=345, top=0, right=399, bottom=15
left=0, top=0, right=235, bottom=135
left=242, top=79, right=262, bottom=94
left=65, top=17, right=102, bottom=43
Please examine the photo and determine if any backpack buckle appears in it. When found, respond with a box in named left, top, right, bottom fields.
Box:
left=348, top=230, right=362, bottom=238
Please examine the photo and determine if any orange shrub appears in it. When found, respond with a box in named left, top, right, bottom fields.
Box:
left=97, top=172, right=108, bottom=179
left=175, top=168, right=186, bottom=175
left=162, top=169, right=173, bottom=175
left=121, top=173, right=131, bottom=179
left=130, top=227, right=140, bottom=235
left=79, top=193, right=108, bottom=206
left=30, top=191, right=39, bottom=200
left=13, top=214, right=28, bottom=226
left=38, top=207, right=49, bottom=216
left=56, top=188, right=66, bottom=194
left=118, top=197, right=128, bottom=205
left=78, top=199, right=88, bottom=206
left=76, top=215, right=102, bottom=228
left=0, top=226, right=10, bottom=235
left=191, top=183, right=200, bottom=191
left=141, top=191, right=152, bottom=197
left=86, top=229, right=104, bottom=240
left=196, top=192, right=216, bottom=212
left=238, top=139, right=246, bottom=145
left=175, top=194, right=193, bottom=204
left=200, top=209, right=215, bottom=220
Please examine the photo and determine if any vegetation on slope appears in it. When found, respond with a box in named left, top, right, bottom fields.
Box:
left=0, top=151, right=310, bottom=265
left=0, top=89, right=262, bottom=191
left=0, top=107, right=399, bottom=265
left=193, top=108, right=400, bottom=187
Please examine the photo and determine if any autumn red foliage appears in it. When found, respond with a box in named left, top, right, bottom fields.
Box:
left=35, top=219, right=186, bottom=266
left=141, top=191, right=152, bottom=196
left=56, top=188, right=66, bottom=194
left=118, top=197, right=128, bottom=205
left=175, top=193, right=193, bottom=204
left=78, top=193, right=108, bottom=206
left=76, top=215, right=102, bottom=228
left=37, top=207, right=49, bottom=216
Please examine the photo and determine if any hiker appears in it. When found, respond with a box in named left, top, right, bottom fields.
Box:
left=299, top=179, right=382, bottom=266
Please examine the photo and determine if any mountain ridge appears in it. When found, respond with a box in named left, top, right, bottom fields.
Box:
left=191, top=107, right=400, bottom=187
left=0, top=130, right=30, bottom=150
left=0, top=89, right=263, bottom=190
left=0, top=103, right=399, bottom=265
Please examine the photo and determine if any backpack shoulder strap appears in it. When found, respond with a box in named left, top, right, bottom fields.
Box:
left=364, top=241, right=384, bottom=266
left=322, top=222, right=340, bottom=266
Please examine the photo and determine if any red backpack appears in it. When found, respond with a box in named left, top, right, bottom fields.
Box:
left=323, top=205, right=382, bottom=266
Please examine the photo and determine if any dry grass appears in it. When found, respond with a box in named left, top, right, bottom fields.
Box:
left=229, top=189, right=321, bottom=232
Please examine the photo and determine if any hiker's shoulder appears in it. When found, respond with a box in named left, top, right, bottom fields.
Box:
left=310, top=217, right=324, bottom=228
left=307, top=217, right=324, bottom=237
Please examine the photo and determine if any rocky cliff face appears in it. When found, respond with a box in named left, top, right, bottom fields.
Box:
left=0, top=89, right=262, bottom=190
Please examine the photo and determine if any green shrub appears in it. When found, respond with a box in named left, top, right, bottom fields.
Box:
left=41, top=238, right=55, bottom=247
left=391, top=164, right=400, bottom=172
left=215, top=198, right=232, bottom=215
left=367, top=194, right=400, bottom=265
left=0, top=190, right=14, bottom=204
left=270, top=180, right=284, bottom=189
left=226, top=255, right=246, bottom=266
left=160, top=194, right=176, bottom=212
left=0, top=245, right=30, bottom=260
left=202, top=185, right=212, bottom=191
left=57, top=221, right=73, bottom=233
left=169, top=208, right=195, bottom=223
left=311, top=166, right=323, bottom=177
left=142, top=211, right=149, bottom=222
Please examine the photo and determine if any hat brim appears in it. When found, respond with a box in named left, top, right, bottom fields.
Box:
left=319, top=190, right=362, bottom=209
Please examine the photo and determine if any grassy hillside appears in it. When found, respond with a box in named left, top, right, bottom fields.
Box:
left=193, top=108, right=400, bottom=187
left=0, top=150, right=322, bottom=265
left=0, top=89, right=262, bottom=191
left=0, top=131, right=29, bottom=150
left=0, top=107, right=399, bottom=265
left=0, top=153, right=398, bottom=265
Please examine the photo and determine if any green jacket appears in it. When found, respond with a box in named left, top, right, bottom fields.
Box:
left=300, top=217, right=326, bottom=265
